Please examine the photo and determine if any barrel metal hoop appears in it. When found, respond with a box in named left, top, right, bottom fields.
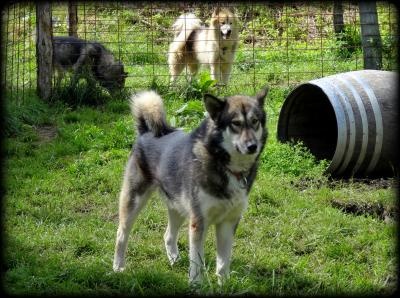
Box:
left=339, top=75, right=369, bottom=175
left=349, top=74, right=383, bottom=173
left=312, top=79, right=347, bottom=173
left=328, top=79, right=356, bottom=175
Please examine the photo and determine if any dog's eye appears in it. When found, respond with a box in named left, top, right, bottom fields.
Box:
left=251, top=118, right=259, bottom=126
left=231, top=120, right=241, bottom=127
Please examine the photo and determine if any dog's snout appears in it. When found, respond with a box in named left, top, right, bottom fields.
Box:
left=220, top=24, right=232, bottom=38
left=246, top=143, right=258, bottom=154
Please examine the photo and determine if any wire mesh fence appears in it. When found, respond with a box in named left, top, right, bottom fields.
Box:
left=2, top=2, right=37, bottom=102
left=1, top=2, right=398, bottom=103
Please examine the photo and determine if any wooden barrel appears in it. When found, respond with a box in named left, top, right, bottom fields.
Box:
left=277, top=70, right=398, bottom=177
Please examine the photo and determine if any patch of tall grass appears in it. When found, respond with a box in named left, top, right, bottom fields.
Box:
left=4, top=91, right=52, bottom=137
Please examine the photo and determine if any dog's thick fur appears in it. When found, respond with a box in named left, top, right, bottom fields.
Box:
left=53, top=36, right=128, bottom=92
left=168, top=7, right=239, bottom=85
left=113, top=87, right=268, bottom=285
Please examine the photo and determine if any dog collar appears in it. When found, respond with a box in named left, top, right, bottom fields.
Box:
left=226, top=168, right=248, bottom=189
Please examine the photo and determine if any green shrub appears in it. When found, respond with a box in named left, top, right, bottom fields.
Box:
left=50, top=69, right=130, bottom=107
left=4, top=93, right=52, bottom=137
left=51, top=77, right=110, bottom=107
left=261, top=140, right=329, bottom=178
left=334, top=26, right=362, bottom=59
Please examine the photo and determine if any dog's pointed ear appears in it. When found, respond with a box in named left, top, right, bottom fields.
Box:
left=255, top=86, right=269, bottom=107
left=212, top=7, right=221, bottom=17
left=204, top=93, right=226, bottom=121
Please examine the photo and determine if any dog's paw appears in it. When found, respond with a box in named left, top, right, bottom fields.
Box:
left=167, top=253, right=180, bottom=266
left=113, top=264, right=125, bottom=272
left=215, top=82, right=227, bottom=88
left=216, top=271, right=231, bottom=286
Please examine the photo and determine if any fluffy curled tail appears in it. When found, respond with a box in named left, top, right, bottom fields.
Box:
left=130, top=90, right=175, bottom=137
left=169, top=13, right=201, bottom=53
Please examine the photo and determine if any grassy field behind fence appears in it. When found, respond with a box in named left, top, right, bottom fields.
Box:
left=3, top=2, right=398, bottom=296
left=2, top=2, right=398, bottom=100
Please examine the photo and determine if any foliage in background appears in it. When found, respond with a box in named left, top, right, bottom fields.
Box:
left=2, top=2, right=398, bottom=105
left=333, top=25, right=362, bottom=59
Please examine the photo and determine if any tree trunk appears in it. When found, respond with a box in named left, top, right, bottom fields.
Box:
left=36, top=2, right=53, bottom=101
left=359, top=1, right=382, bottom=70
left=68, top=2, right=78, bottom=37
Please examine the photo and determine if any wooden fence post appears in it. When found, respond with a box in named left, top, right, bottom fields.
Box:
left=333, top=1, right=345, bottom=36
left=36, top=2, right=53, bottom=100
left=359, top=1, right=382, bottom=70
left=68, top=2, right=78, bottom=37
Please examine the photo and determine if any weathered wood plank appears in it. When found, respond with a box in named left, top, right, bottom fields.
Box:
left=359, top=1, right=382, bottom=70
left=333, top=1, right=344, bottom=35
left=68, top=2, right=78, bottom=38
left=36, top=2, right=53, bottom=100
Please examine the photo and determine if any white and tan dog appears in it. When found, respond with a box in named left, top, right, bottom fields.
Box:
left=168, top=7, right=239, bottom=85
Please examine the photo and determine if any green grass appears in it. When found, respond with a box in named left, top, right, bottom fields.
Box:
left=3, top=86, right=397, bottom=296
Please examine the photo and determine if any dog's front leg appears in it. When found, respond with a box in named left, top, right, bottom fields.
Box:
left=209, top=64, right=221, bottom=83
left=209, top=54, right=221, bottom=83
left=215, top=218, right=241, bottom=285
left=54, top=68, right=64, bottom=88
left=188, top=216, right=207, bottom=285
left=72, top=44, right=95, bottom=73
left=220, top=61, right=233, bottom=85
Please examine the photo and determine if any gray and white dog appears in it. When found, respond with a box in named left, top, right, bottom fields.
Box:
left=53, top=36, right=127, bottom=92
left=113, top=87, right=268, bottom=285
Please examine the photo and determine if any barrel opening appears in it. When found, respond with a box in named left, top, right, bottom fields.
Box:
left=281, top=84, right=338, bottom=161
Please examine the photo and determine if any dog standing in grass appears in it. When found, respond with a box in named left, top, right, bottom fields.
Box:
left=113, top=87, right=268, bottom=285
left=168, top=7, right=239, bottom=85
left=53, top=36, right=128, bottom=92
